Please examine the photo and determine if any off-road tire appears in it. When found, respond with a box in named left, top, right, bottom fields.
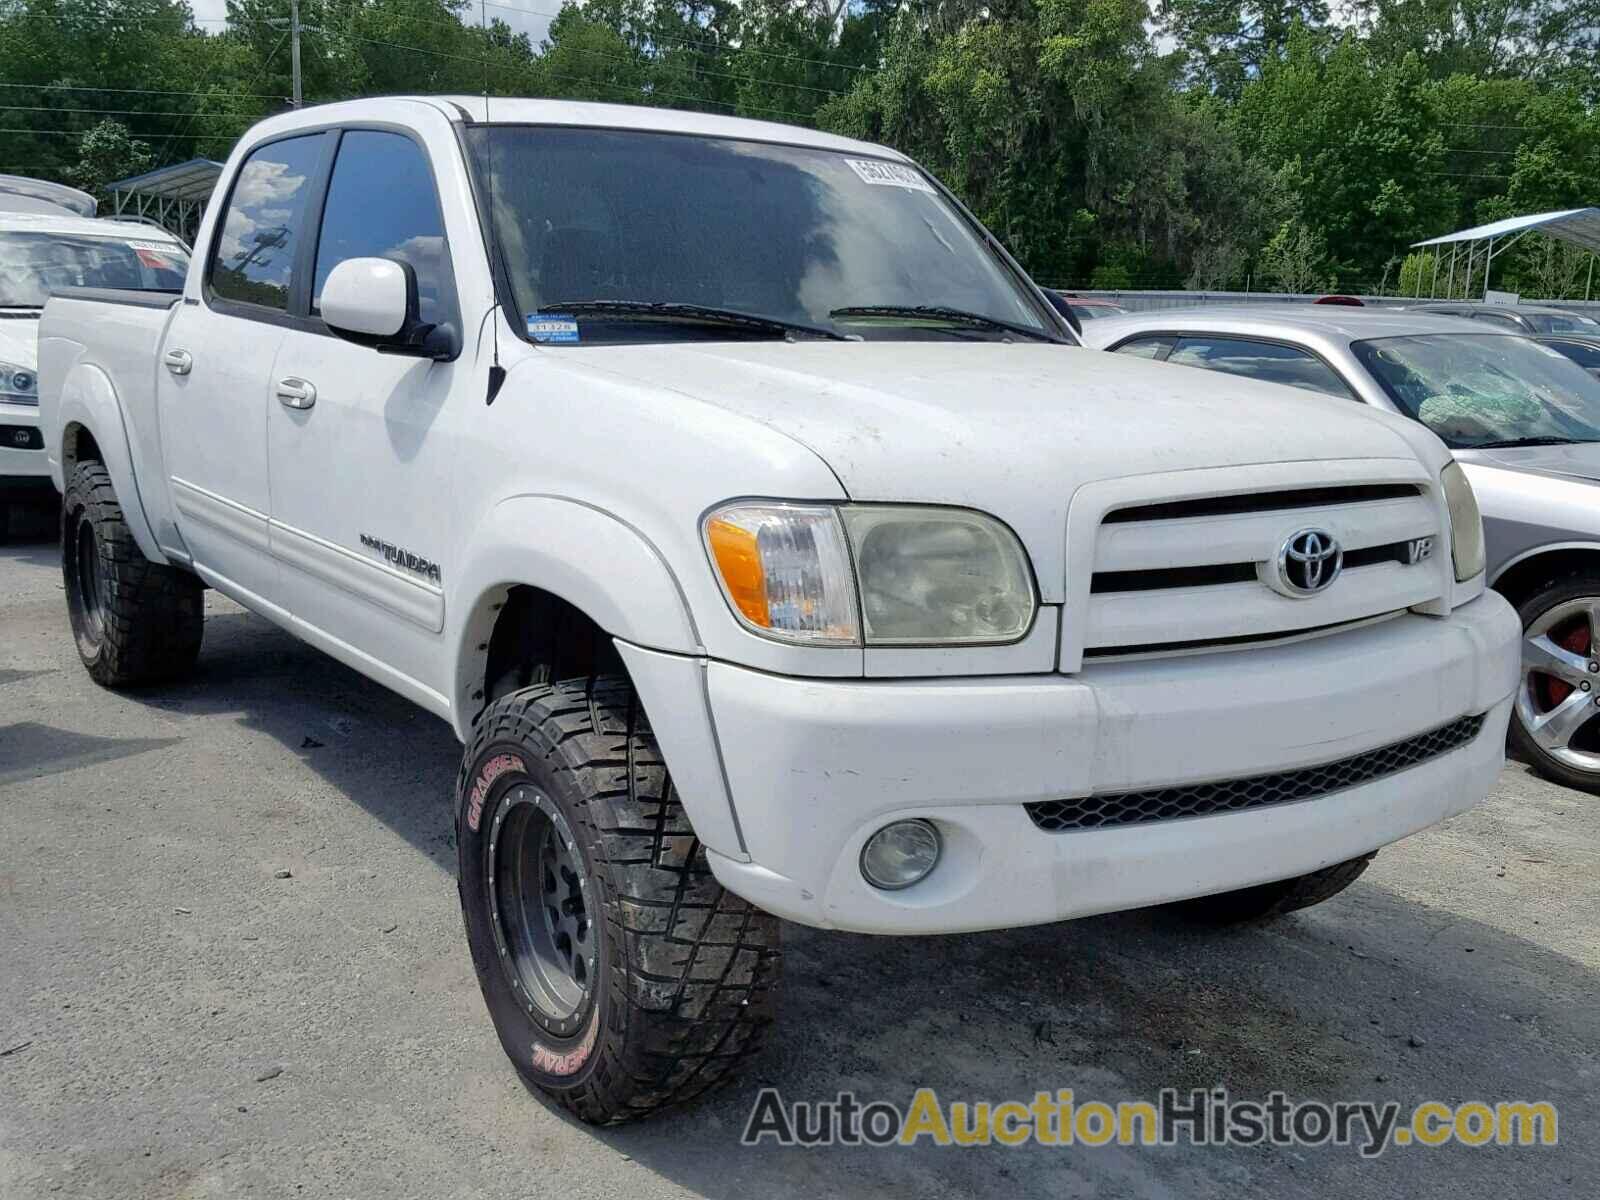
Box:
left=1168, top=853, right=1376, bottom=924
left=456, top=675, right=781, bottom=1125
left=61, top=460, right=203, bottom=687
left=1506, top=571, right=1600, bottom=795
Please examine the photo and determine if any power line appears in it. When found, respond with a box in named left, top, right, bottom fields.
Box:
left=476, top=1, right=881, bottom=74
left=0, top=81, right=288, bottom=101
left=0, top=104, right=260, bottom=121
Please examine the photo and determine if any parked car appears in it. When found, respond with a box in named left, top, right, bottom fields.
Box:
left=0, top=210, right=189, bottom=539
left=38, top=98, right=1517, bottom=1123
left=1079, top=305, right=1600, bottom=793
left=1047, top=291, right=1127, bottom=322
left=1413, top=300, right=1600, bottom=340
left=1544, top=336, right=1600, bottom=379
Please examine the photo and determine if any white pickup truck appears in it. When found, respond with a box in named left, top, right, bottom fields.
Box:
left=38, top=97, right=1519, bottom=1124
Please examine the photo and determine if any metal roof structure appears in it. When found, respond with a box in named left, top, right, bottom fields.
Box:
left=106, top=158, right=224, bottom=241
left=1410, top=208, right=1600, bottom=301
left=0, top=174, right=97, bottom=217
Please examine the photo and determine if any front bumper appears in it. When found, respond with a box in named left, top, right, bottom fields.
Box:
left=1, top=401, right=49, bottom=495
left=702, top=592, right=1519, bottom=933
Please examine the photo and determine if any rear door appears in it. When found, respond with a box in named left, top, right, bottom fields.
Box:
left=265, top=126, right=471, bottom=701
left=158, top=131, right=332, bottom=603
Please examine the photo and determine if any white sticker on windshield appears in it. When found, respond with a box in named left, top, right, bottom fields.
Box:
left=845, top=159, right=934, bottom=193
left=527, top=314, right=580, bottom=344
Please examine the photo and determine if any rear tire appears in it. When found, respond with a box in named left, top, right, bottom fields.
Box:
left=1168, top=853, right=1376, bottom=924
left=1507, top=572, right=1600, bottom=794
left=457, top=675, right=781, bottom=1124
left=61, top=460, right=203, bottom=687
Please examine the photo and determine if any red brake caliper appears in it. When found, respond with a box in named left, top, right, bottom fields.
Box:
left=1541, top=618, right=1593, bottom=709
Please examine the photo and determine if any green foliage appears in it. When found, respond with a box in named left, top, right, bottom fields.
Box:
left=2, top=0, right=1597, bottom=295
left=64, top=119, right=154, bottom=206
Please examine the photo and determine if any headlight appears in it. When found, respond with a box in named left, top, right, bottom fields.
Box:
left=0, top=361, right=37, bottom=406
left=841, top=506, right=1034, bottom=643
left=1440, top=461, right=1485, bottom=582
left=703, top=502, right=1036, bottom=646
left=703, top=503, right=860, bottom=644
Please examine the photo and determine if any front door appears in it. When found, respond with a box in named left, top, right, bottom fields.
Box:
left=158, top=131, right=331, bottom=605
left=265, top=128, right=470, bottom=702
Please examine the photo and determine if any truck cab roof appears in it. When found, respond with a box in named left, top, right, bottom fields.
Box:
left=242, top=95, right=912, bottom=163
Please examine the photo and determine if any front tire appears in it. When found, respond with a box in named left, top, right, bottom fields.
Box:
left=1508, top=572, right=1600, bottom=794
left=61, top=460, right=203, bottom=687
left=1167, top=853, right=1376, bottom=924
left=456, top=676, right=781, bottom=1124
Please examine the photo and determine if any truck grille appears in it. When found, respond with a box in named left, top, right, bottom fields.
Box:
left=1024, top=712, right=1485, bottom=832
left=1081, top=481, right=1442, bottom=656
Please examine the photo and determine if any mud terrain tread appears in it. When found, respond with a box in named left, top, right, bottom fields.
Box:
left=63, top=460, right=202, bottom=686
left=458, top=676, right=780, bottom=1124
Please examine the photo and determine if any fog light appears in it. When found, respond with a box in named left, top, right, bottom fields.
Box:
left=860, top=819, right=941, bottom=891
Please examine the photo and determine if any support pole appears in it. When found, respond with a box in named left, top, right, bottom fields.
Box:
left=1446, top=243, right=1457, bottom=299
left=291, top=0, right=302, bottom=109
left=1430, top=249, right=1440, bottom=298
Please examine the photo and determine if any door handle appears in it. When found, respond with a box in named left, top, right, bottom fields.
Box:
left=276, top=377, right=317, bottom=410
left=163, top=349, right=193, bottom=375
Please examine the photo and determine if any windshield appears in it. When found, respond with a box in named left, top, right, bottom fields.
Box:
left=466, top=126, right=1053, bottom=344
left=1352, top=333, right=1600, bottom=448
left=1527, top=311, right=1600, bottom=335
left=0, top=231, right=189, bottom=307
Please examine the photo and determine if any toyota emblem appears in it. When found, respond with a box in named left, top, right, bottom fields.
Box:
left=1274, top=528, right=1342, bottom=597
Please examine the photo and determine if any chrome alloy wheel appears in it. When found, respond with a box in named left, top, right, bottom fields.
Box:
left=1517, top=597, right=1600, bottom=774
left=487, top=786, right=597, bottom=1037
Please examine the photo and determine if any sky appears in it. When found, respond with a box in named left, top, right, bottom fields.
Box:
left=186, top=0, right=557, bottom=55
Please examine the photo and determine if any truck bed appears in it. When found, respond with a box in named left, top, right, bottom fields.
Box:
left=37, top=288, right=185, bottom=560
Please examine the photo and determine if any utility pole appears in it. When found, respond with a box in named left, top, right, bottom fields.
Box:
left=290, top=0, right=302, bottom=108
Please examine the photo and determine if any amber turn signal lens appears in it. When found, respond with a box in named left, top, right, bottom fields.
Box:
left=706, top=516, right=771, bottom=628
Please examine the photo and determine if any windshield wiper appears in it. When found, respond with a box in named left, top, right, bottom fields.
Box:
left=1470, top=436, right=1600, bottom=449
left=538, top=300, right=851, bottom=341
left=829, top=304, right=1062, bottom=342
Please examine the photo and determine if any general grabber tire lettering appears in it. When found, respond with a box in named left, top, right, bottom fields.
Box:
left=1167, top=852, right=1376, bottom=924
left=456, top=675, right=781, bottom=1124
left=61, top=460, right=202, bottom=687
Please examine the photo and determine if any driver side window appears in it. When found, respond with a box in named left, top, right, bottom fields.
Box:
left=311, top=130, right=456, bottom=329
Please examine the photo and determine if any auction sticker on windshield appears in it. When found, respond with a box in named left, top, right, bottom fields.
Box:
left=527, top=314, right=580, bottom=344
left=846, top=159, right=934, bottom=193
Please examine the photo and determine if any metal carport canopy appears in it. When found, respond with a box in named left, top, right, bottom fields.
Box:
left=1408, top=208, right=1600, bottom=299
left=107, top=158, right=224, bottom=240
left=1413, top=208, right=1600, bottom=255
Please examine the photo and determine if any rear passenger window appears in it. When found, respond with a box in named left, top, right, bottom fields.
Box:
left=1550, top=340, right=1600, bottom=370
left=312, top=130, right=454, bottom=327
left=1166, top=336, right=1354, bottom=399
left=1113, top=336, right=1174, bottom=360
left=209, top=134, right=325, bottom=312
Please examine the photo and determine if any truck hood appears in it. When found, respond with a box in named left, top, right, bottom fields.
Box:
left=0, top=315, right=38, bottom=371
left=569, top=341, right=1421, bottom=600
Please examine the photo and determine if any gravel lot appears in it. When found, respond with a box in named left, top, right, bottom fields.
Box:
left=2, top=506, right=1596, bottom=1199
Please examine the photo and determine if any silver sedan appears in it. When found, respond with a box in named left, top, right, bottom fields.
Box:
left=1080, top=304, right=1600, bottom=794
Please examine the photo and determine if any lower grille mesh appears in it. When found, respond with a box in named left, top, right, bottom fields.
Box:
left=1025, top=712, right=1486, bottom=832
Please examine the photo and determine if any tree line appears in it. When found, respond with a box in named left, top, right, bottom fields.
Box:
left=2, top=0, right=1598, bottom=297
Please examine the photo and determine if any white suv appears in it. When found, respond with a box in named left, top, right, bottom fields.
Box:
left=0, top=210, right=189, bottom=538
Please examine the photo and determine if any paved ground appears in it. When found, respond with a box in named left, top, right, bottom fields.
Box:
left=1, top=506, right=1596, bottom=1199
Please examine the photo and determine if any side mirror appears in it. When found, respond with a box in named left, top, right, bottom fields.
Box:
left=320, top=257, right=458, bottom=360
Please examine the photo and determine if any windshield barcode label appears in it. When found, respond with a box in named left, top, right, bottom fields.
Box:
left=527, top=314, right=580, bottom=343
left=845, top=159, right=934, bottom=193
